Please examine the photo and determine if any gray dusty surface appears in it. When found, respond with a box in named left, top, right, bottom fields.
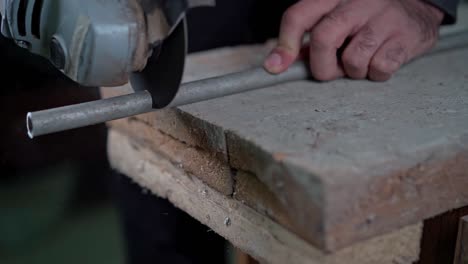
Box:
left=103, top=40, right=468, bottom=251
left=178, top=43, right=468, bottom=250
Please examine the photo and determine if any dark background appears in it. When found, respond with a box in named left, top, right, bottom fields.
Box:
left=0, top=1, right=295, bottom=263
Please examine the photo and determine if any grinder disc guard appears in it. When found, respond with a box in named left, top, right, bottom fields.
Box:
left=130, top=18, right=188, bottom=109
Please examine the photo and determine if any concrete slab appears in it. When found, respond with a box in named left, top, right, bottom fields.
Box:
left=233, top=170, right=296, bottom=235
left=178, top=45, right=468, bottom=250
left=101, top=33, right=468, bottom=251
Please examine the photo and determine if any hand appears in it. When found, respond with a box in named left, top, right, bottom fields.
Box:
left=264, top=0, right=444, bottom=81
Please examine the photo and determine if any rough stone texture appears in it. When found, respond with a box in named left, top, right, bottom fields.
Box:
left=101, top=87, right=228, bottom=157
left=108, top=130, right=423, bottom=264
left=201, top=47, right=468, bottom=250
left=107, top=116, right=234, bottom=195
left=233, top=170, right=296, bottom=235
left=104, top=99, right=316, bottom=245
left=101, top=31, right=468, bottom=251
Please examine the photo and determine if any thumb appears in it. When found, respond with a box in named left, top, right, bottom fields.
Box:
left=264, top=45, right=297, bottom=74
left=264, top=0, right=340, bottom=74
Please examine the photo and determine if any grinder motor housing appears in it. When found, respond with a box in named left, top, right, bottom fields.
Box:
left=0, top=0, right=215, bottom=107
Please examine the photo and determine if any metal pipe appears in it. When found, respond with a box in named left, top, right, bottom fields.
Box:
left=433, top=30, right=468, bottom=54
left=169, top=61, right=309, bottom=107
left=26, top=63, right=308, bottom=138
left=26, top=30, right=468, bottom=138
left=27, top=91, right=153, bottom=138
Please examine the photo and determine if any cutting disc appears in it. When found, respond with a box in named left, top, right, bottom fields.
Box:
left=129, top=18, right=188, bottom=109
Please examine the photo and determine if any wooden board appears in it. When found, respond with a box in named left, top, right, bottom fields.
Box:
left=455, top=216, right=468, bottom=264
left=107, top=129, right=423, bottom=264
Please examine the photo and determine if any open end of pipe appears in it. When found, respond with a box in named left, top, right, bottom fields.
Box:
left=26, top=112, right=34, bottom=139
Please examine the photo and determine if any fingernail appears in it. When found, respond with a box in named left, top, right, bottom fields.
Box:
left=264, top=52, right=283, bottom=71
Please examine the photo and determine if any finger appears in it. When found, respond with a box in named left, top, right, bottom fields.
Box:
left=264, top=0, right=340, bottom=74
left=341, top=17, right=393, bottom=79
left=368, top=38, right=408, bottom=81
left=308, top=0, right=384, bottom=81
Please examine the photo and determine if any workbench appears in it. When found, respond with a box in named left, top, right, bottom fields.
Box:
left=101, top=30, right=468, bottom=263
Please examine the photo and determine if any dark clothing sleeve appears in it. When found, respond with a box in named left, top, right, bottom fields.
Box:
left=425, top=0, right=461, bottom=24
left=186, top=0, right=297, bottom=52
